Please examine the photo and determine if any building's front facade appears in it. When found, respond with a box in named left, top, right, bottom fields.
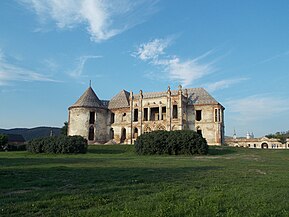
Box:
left=68, top=85, right=225, bottom=145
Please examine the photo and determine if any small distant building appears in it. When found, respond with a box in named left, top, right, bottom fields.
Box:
left=226, top=132, right=288, bottom=149
left=68, top=85, right=225, bottom=145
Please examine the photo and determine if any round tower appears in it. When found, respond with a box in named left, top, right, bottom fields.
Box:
left=68, top=86, right=108, bottom=144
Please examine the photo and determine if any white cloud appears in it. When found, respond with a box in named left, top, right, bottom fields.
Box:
left=133, top=38, right=171, bottom=61
left=225, top=95, right=289, bottom=123
left=0, top=50, right=57, bottom=85
left=205, top=78, right=248, bottom=92
left=20, top=0, right=158, bottom=42
left=163, top=57, right=213, bottom=87
left=134, top=38, right=214, bottom=87
left=69, top=55, right=102, bottom=78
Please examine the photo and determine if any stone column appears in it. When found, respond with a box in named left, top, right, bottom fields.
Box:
left=139, top=90, right=143, bottom=134
left=178, top=85, right=183, bottom=129
left=167, top=86, right=171, bottom=130
left=159, top=105, right=162, bottom=121
left=130, top=91, right=133, bottom=144
left=148, top=107, right=151, bottom=121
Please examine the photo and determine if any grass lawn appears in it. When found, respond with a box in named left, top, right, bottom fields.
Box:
left=0, top=145, right=289, bottom=217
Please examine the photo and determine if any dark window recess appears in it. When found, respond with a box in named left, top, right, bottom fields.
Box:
left=89, top=112, right=95, bottom=124
left=173, top=105, right=178, bottom=119
left=197, top=129, right=202, bottom=136
left=88, top=126, right=94, bottom=141
left=134, top=109, right=138, bottom=122
left=111, top=113, right=115, bottom=124
left=144, top=108, right=148, bottom=121
left=196, top=110, right=202, bottom=121
left=110, top=128, right=114, bottom=139
left=122, top=113, right=126, bottom=121
left=150, top=107, right=159, bottom=121
left=162, top=107, right=166, bottom=120
left=215, top=109, right=218, bottom=122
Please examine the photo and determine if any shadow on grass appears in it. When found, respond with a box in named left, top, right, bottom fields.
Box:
left=208, top=147, right=237, bottom=156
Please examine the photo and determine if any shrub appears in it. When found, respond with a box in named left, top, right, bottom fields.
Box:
left=0, top=134, right=8, bottom=151
left=135, top=130, right=208, bottom=155
left=26, top=136, right=88, bottom=154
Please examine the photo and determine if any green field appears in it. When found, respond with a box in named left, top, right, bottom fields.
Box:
left=0, top=145, right=288, bottom=217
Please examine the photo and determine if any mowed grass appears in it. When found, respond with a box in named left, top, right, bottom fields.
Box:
left=0, top=146, right=289, bottom=217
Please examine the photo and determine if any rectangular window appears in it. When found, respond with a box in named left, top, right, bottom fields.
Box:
left=162, top=106, right=166, bottom=120
left=173, top=105, right=178, bottom=119
left=122, top=113, right=126, bottom=122
left=150, top=107, right=159, bottom=121
left=111, top=113, right=115, bottom=124
left=134, top=109, right=138, bottom=122
left=215, top=109, right=221, bottom=122
left=89, top=112, right=95, bottom=124
left=144, top=108, right=148, bottom=121
left=196, top=110, right=202, bottom=121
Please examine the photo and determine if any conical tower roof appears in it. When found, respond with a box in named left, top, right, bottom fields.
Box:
left=70, top=87, right=104, bottom=109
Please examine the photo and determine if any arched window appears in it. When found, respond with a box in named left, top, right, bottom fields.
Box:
left=196, top=126, right=202, bottom=136
left=133, top=128, right=138, bottom=138
left=110, top=128, right=114, bottom=139
left=88, top=126, right=94, bottom=141
left=120, top=128, right=126, bottom=143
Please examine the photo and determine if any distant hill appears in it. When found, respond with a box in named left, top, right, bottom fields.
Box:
left=0, top=127, right=61, bottom=141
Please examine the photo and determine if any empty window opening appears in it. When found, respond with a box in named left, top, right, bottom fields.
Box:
left=111, top=113, right=115, bottom=124
left=173, top=105, right=178, bottom=119
left=88, top=126, right=94, bottom=141
left=162, top=107, right=166, bottom=120
left=89, top=112, right=95, bottom=124
left=254, top=144, right=256, bottom=148
left=144, top=108, right=148, bottom=121
left=215, top=109, right=218, bottom=122
left=134, top=109, right=138, bottom=122
left=122, top=113, right=127, bottom=122
left=120, top=128, right=126, bottom=143
left=248, top=144, right=250, bottom=148
left=133, top=128, right=138, bottom=139
left=196, top=110, right=202, bottom=121
left=110, top=128, right=114, bottom=139
left=150, top=107, right=159, bottom=121
left=218, top=109, right=221, bottom=122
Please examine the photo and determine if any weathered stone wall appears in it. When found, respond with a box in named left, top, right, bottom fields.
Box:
left=68, top=107, right=108, bottom=143
left=189, top=105, right=224, bottom=146
left=68, top=108, right=89, bottom=139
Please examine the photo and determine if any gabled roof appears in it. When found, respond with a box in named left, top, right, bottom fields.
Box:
left=108, top=90, right=130, bottom=109
left=70, top=87, right=104, bottom=109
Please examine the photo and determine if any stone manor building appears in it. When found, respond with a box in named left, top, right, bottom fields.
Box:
left=68, top=85, right=225, bottom=145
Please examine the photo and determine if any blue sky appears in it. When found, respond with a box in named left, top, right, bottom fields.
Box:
left=0, top=0, right=289, bottom=137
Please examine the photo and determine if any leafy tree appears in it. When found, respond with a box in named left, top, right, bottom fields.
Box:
left=266, top=131, right=289, bottom=144
left=0, top=134, right=8, bottom=151
left=61, top=121, right=68, bottom=136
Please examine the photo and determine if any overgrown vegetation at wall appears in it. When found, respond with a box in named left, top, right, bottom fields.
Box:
left=135, top=130, right=208, bottom=155
left=266, top=130, right=289, bottom=144
left=26, top=136, right=88, bottom=154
